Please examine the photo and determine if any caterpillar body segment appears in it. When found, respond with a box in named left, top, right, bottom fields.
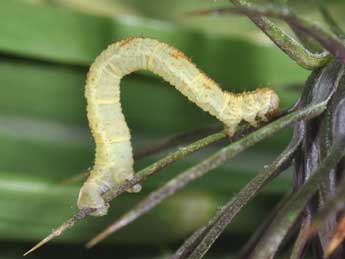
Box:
left=78, top=37, right=280, bottom=216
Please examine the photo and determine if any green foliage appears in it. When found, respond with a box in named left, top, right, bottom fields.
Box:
left=4, top=0, right=345, bottom=258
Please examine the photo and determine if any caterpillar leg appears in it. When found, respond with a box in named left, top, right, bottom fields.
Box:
left=77, top=180, right=110, bottom=216
left=224, top=124, right=237, bottom=137
left=259, top=114, right=269, bottom=122
left=114, top=171, right=142, bottom=193
left=77, top=169, right=141, bottom=216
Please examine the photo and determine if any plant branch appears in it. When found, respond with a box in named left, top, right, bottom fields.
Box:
left=228, top=0, right=331, bottom=69
left=23, top=73, right=336, bottom=255
left=58, top=124, right=223, bottom=186
left=237, top=192, right=293, bottom=259
left=249, top=143, right=345, bottom=258
left=306, top=176, right=345, bottom=256
left=87, top=99, right=327, bottom=250
left=308, top=178, right=345, bottom=235
left=189, top=3, right=343, bottom=68
left=23, top=127, right=230, bottom=256
left=176, top=65, right=341, bottom=258
left=290, top=212, right=312, bottom=259
left=86, top=125, right=252, bottom=248
left=103, top=129, right=234, bottom=202
left=326, top=214, right=345, bottom=257
left=182, top=120, right=304, bottom=259
left=248, top=98, right=345, bottom=259
left=203, top=4, right=344, bottom=57
left=134, top=123, right=222, bottom=160
left=317, top=1, right=345, bottom=39
left=23, top=208, right=94, bottom=256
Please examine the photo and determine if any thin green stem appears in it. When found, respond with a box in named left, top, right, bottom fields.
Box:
left=134, top=123, right=222, bottom=160
left=325, top=214, right=345, bottom=257
left=169, top=100, right=327, bottom=259
left=250, top=137, right=345, bottom=258
left=173, top=90, right=332, bottom=258
left=194, top=3, right=345, bottom=66
left=103, top=129, right=232, bottom=202
left=88, top=99, right=326, bottom=250
left=290, top=213, right=312, bottom=259
left=131, top=101, right=326, bottom=193
left=23, top=208, right=95, bottom=256
left=186, top=124, right=303, bottom=259
left=23, top=92, right=332, bottom=256
left=229, top=0, right=331, bottom=69
left=308, top=176, right=345, bottom=238
left=59, top=124, right=223, bottom=186
left=23, top=127, right=230, bottom=256
left=237, top=192, right=293, bottom=259
left=317, top=1, right=345, bottom=39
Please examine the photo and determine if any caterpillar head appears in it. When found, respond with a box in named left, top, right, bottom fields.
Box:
left=254, top=88, right=280, bottom=120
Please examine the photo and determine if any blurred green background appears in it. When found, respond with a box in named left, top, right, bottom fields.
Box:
left=0, top=0, right=344, bottom=258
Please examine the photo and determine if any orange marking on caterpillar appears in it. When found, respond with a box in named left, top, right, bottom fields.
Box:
left=169, top=49, right=192, bottom=62
left=118, top=36, right=137, bottom=47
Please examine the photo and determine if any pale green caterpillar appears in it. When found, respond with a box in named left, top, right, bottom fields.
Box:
left=77, top=37, right=280, bottom=216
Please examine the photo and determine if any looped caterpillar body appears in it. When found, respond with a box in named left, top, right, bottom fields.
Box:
left=78, top=37, right=280, bottom=216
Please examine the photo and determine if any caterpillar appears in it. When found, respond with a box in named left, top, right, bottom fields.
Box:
left=77, top=37, right=280, bottom=216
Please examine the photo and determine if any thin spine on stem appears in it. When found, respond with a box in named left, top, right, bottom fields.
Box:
left=78, top=37, right=280, bottom=216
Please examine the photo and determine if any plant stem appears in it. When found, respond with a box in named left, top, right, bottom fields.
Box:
left=237, top=192, right=293, bottom=259
left=195, top=3, right=345, bottom=65
left=317, top=1, right=345, bottom=39
left=184, top=121, right=304, bottom=259
left=103, top=129, right=231, bottom=202
left=134, top=124, right=222, bottom=160
left=90, top=98, right=326, bottom=255
left=23, top=92, right=331, bottom=255
left=309, top=177, right=345, bottom=237
left=23, top=127, right=230, bottom=256
left=250, top=143, right=345, bottom=258
left=23, top=208, right=94, bottom=256
left=229, top=0, right=331, bottom=69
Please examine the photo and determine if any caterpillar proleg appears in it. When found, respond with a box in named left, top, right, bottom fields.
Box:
left=78, top=37, right=280, bottom=216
